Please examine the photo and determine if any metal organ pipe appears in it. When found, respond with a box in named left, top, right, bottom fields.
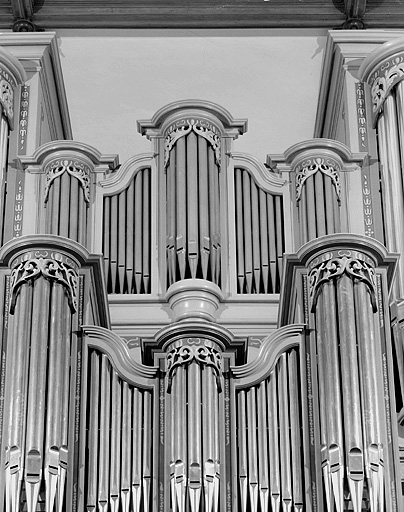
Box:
left=234, top=168, right=284, bottom=293
left=45, top=160, right=90, bottom=247
left=235, top=349, right=305, bottom=512
left=102, top=167, right=152, bottom=294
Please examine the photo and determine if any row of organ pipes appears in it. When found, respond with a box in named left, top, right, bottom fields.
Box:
left=0, top=41, right=403, bottom=511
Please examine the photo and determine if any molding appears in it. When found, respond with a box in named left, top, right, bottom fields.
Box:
left=231, top=323, right=304, bottom=387
left=99, top=152, right=155, bottom=191
left=230, top=152, right=287, bottom=191
left=314, top=30, right=404, bottom=138
left=19, top=139, right=119, bottom=170
left=82, top=325, right=159, bottom=385
left=137, top=99, right=247, bottom=139
left=0, top=32, right=72, bottom=139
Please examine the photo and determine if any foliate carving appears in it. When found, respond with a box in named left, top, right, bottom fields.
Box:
left=10, top=250, right=79, bottom=313
left=369, top=52, right=404, bottom=114
left=0, top=66, right=16, bottom=122
left=44, top=159, right=91, bottom=203
left=295, top=157, right=341, bottom=202
left=166, top=338, right=222, bottom=392
left=164, top=118, right=221, bottom=168
left=308, top=250, right=377, bottom=312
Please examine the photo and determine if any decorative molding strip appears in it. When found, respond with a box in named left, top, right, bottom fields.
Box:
left=44, top=159, right=91, bottom=203
left=10, top=250, right=79, bottom=313
left=18, top=85, right=29, bottom=153
left=308, top=250, right=377, bottom=311
left=166, top=338, right=222, bottom=392
left=368, top=51, right=404, bottom=117
left=0, top=64, right=16, bottom=123
left=164, top=118, right=221, bottom=168
left=13, top=180, right=23, bottom=238
left=295, top=157, right=341, bottom=202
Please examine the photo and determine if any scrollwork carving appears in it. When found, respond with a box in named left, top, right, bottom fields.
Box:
left=166, top=338, right=222, bottom=392
left=10, top=251, right=79, bottom=313
left=308, top=251, right=377, bottom=312
left=164, top=118, right=221, bottom=168
left=295, top=157, right=341, bottom=202
left=44, top=159, right=91, bottom=203
left=0, top=66, right=15, bottom=122
left=368, top=52, right=404, bottom=114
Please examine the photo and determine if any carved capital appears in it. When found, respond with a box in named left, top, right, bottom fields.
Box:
left=10, top=250, right=79, bottom=313
left=164, top=117, right=221, bottom=168
left=295, top=156, right=341, bottom=202
left=44, top=159, right=91, bottom=203
left=166, top=338, right=222, bottom=392
left=308, top=249, right=376, bottom=312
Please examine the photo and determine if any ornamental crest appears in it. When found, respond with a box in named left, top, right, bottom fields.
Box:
left=295, top=157, right=341, bottom=202
left=166, top=338, right=222, bottom=392
left=308, top=251, right=376, bottom=312
left=44, top=159, right=91, bottom=203
left=10, top=251, right=79, bottom=313
left=164, top=118, right=221, bottom=168
left=0, top=66, right=15, bottom=122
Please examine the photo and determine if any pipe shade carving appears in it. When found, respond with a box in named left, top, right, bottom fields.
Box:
left=9, top=250, right=79, bottom=313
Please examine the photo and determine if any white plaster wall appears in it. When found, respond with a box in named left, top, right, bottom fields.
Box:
left=57, top=29, right=327, bottom=166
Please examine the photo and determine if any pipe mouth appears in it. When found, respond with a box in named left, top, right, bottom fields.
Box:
left=166, top=279, right=223, bottom=322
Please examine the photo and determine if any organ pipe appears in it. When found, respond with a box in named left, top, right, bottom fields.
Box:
left=235, top=348, right=305, bottom=512
left=234, top=167, right=284, bottom=293
left=165, top=129, right=222, bottom=288
left=103, top=167, right=152, bottom=294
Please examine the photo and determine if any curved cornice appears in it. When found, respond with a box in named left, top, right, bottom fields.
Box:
left=82, top=325, right=159, bottom=386
left=19, top=140, right=119, bottom=169
left=99, top=152, right=155, bottom=192
left=294, top=233, right=397, bottom=272
left=0, top=233, right=93, bottom=267
left=230, top=152, right=287, bottom=190
left=137, top=99, right=248, bottom=137
left=282, top=138, right=365, bottom=167
left=231, top=323, right=304, bottom=388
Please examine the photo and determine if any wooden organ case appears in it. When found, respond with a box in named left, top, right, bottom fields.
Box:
left=0, top=41, right=402, bottom=512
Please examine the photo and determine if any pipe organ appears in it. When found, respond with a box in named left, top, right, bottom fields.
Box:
left=1, top=32, right=404, bottom=512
